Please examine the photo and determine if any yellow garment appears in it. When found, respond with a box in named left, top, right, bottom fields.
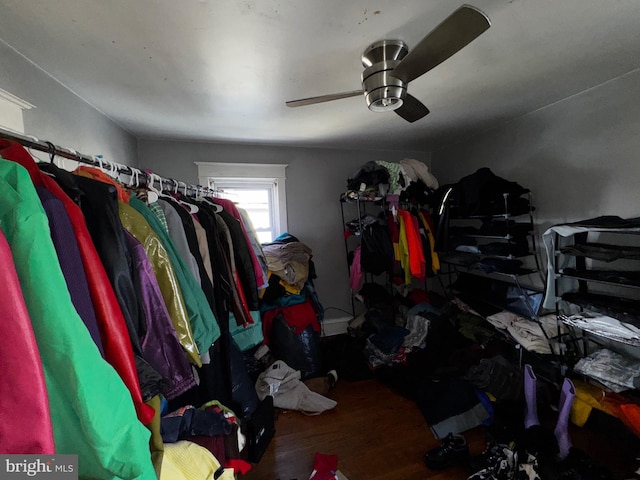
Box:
left=398, top=215, right=411, bottom=284
left=281, top=278, right=302, bottom=295
left=418, top=211, right=440, bottom=274
left=266, top=269, right=303, bottom=295
left=119, top=201, right=201, bottom=366
left=393, top=242, right=400, bottom=261
left=146, top=395, right=164, bottom=478
left=570, top=379, right=615, bottom=427
left=161, top=441, right=235, bottom=480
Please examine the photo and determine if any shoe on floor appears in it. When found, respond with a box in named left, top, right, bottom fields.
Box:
left=423, top=433, right=470, bottom=470
left=327, top=370, right=338, bottom=389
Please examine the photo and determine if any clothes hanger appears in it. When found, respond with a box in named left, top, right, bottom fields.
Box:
left=94, top=155, right=106, bottom=173
left=45, top=141, right=56, bottom=164
left=113, top=161, right=128, bottom=182
left=145, top=172, right=159, bottom=203
left=202, top=196, right=223, bottom=213
left=176, top=180, right=199, bottom=214
left=108, top=160, right=119, bottom=180
left=147, top=172, right=170, bottom=202
left=130, top=167, right=159, bottom=203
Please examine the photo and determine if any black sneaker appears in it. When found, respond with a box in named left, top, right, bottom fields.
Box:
left=423, top=433, right=470, bottom=470
left=470, top=437, right=502, bottom=472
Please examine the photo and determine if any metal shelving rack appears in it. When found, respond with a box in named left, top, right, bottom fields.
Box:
left=439, top=191, right=565, bottom=369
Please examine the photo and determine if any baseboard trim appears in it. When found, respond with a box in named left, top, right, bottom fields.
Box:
left=321, top=316, right=352, bottom=337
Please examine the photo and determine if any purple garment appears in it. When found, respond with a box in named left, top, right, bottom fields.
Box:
left=36, top=185, right=104, bottom=356
left=349, top=244, right=363, bottom=291
left=124, top=229, right=196, bottom=399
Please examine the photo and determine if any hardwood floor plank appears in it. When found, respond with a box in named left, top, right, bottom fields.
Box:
left=245, top=379, right=483, bottom=480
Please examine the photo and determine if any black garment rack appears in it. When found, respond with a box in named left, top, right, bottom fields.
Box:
left=0, top=126, right=212, bottom=195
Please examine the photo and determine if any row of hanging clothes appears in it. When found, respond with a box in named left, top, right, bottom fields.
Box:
left=0, top=137, right=269, bottom=479
left=346, top=203, right=441, bottom=292
left=342, top=158, right=442, bottom=293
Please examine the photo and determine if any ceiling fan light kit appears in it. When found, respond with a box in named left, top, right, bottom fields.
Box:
left=286, top=4, right=491, bottom=123
left=361, top=41, right=408, bottom=112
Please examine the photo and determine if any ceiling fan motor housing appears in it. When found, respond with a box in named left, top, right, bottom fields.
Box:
left=361, top=40, right=409, bottom=112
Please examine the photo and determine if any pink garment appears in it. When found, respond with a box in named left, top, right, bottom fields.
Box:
left=349, top=244, right=363, bottom=291
left=213, top=198, right=266, bottom=289
left=0, top=230, right=55, bottom=453
left=410, top=214, right=427, bottom=281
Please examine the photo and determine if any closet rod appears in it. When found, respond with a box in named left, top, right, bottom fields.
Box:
left=0, top=126, right=214, bottom=195
left=0, top=126, right=133, bottom=174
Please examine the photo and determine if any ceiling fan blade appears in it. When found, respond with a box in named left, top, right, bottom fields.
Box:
left=392, top=4, right=491, bottom=84
left=285, top=90, right=363, bottom=107
left=394, top=94, right=430, bottom=123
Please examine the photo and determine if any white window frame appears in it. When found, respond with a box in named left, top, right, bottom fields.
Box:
left=195, top=162, right=288, bottom=238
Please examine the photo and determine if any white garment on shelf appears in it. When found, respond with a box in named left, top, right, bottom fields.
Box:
left=486, top=311, right=566, bottom=354
left=573, top=348, right=640, bottom=393
left=562, top=312, right=640, bottom=346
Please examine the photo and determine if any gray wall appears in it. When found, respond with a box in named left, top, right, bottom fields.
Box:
left=0, top=41, right=137, bottom=165
left=431, top=69, right=640, bottom=315
left=432, top=69, right=640, bottom=233
left=138, top=138, right=429, bottom=319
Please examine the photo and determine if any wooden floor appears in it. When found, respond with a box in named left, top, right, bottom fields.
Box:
left=245, top=379, right=485, bottom=480
left=245, top=378, right=639, bottom=480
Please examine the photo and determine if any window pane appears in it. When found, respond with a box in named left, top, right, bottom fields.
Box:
left=246, top=210, right=270, bottom=229
left=257, top=230, right=273, bottom=244
left=216, top=186, right=274, bottom=241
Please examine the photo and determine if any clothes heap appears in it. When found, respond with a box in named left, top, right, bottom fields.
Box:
left=258, top=233, right=325, bottom=380
left=344, top=158, right=439, bottom=203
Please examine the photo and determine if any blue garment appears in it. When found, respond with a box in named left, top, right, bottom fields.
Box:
left=407, top=302, right=440, bottom=319
left=369, top=326, right=410, bottom=354
left=161, top=406, right=232, bottom=443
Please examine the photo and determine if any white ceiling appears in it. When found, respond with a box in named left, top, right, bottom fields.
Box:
left=0, top=0, right=639, bottom=151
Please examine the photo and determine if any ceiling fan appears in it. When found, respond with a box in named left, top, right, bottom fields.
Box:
left=285, top=4, right=491, bottom=123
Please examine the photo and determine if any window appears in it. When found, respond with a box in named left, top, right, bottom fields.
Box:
left=209, top=179, right=278, bottom=243
left=196, top=162, right=287, bottom=244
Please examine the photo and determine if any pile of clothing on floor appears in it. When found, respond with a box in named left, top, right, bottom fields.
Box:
left=424, top=365, right=629, bottom=479
left=348, top=288, right=506, bottom=440
left=258, top=233, right=325, bottom=379
left=347, top=286, right=640, bottom=441
left=344, top=282, right=640, bottom=478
